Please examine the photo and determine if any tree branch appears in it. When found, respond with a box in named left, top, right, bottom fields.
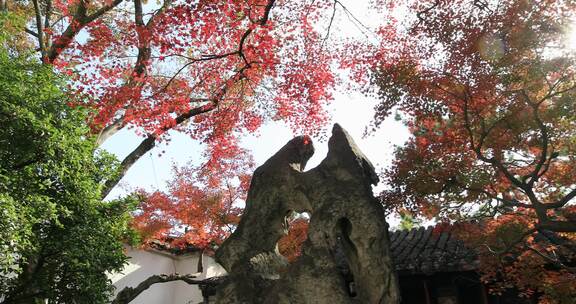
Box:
left=518, top=90, right=549, bottom=187
left=101, top=103, right=216, bottom=198
left=11, top=153, right=45, bottom=171
left=101, top=1, right=275, bottom=196
left=149, top=51, right=239, bottom=99
left=547, top=188, right=576, bottom=209
left=96, top=117, right=124, bottom=146
left=461, top=90, right=528, bottom=192
left=25, top=27, right=39, bottom=37
left=101, top=61, right=253, bottom=197
left=46, top=0, right=124, bottom=63
left=32, top=0, right=46, bottom=59
left=322, top=1, right=337, bottom=45
left=102, top=135, right=156, bottom=198
left=111, top=273, right=206, bottom=304
left=538, top=220, right=576, bottom=233
left=96, top=0, right=171, bottom=146
left=526, top=245, right=576, bottom=272
left=461, top=184, right=532, bottom=209
left=416, top=0, right=440, bottom=23
left=258, top=0, right=276, bottom=24
left=44, top=0, right=53, bottom=50
left=85, top=0, right=125, bottom=23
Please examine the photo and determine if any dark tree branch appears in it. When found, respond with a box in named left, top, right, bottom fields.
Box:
left=46, top=0, right=88, bottom=62
left=538, top=74, right=576, bottom=104
left=134, top=0, right=144, bottom=26
left=25, top=28, right=38, bottom=37
left=525, top=244, right=576, bottom=273
left=96, top=0, right=172, bottom=146
left=111, top=274, right=207, bottom=304
left=517, top=90, right=549, bottom=187
left=322, top=1, right=337, bottom=45
left=334, top=0, right=370, bottom=34
left=102, top=135, right=156, bottom=198
left=547, top=188, right=576, bottom=209
left=3, top=251, right=53, bottom=303
left=99, top=42, right=242, bottom=146
left=149, top=51, right=240, bottom=99
left=477, top=113, right=512, bottom=151
left=101, top=103, right=216, bottom=198
left=461, top=90, right=528, bottom=192
left=536, top=146, right=556, bottom=181
left=84, top=0, right=125, bottom=23
left=538, top=220, right=576, bottom=233
left=98, top=0, right=272, bottom=147
left=32, top=0, right=46, bottom=58
left=11, top=154, right=45, bottom=171
left=461, top=184, right=532, bottom=209
left=46, top=0, right=124, bottom=63
left=98, top=1, right=274, bottom=197
left=433, top=78, right=572, bottom=231
left=416, top=0, right=440, bottom=23
left=473, top=0, right=491, bottom=11
left=101, top=62, right=254, bottom=198
left=490, top=228, right=537, bottom=256
left=44, top=0, right=53, bottom=50
left=133, top=0, right=150, bottom=77
left=44, top=0, right=52, bottom=29
left=258, top=0, right=275, bottom=24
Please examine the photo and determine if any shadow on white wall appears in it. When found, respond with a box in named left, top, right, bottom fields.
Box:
left=109, top=247, right=226, bottom=304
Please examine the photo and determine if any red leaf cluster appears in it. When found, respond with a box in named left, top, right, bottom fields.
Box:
left=132, top=148, right=254, bottom=251
left=278, top=216, right=310, bottom=262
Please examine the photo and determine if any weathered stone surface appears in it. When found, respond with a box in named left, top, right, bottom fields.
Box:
left=214, top=124, right=400, bottom=304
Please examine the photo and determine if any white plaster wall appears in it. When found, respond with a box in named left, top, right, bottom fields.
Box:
left=109, top=248, right=178, bottom=304
left=172, top=255, right=227, bottom=304
left=172, top=255, right=202, bottom=304
left=109, top=247, right=227, bottom=304
left=203, top=256, right=227, bottom=279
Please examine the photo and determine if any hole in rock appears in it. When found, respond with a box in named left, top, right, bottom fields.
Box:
left=335, top=217, right=357, bottom=298
left=278, top=211, right=310, bottom=262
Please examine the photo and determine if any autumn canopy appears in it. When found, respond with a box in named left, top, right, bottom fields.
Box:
left=1, top=0, right=575, bottom=303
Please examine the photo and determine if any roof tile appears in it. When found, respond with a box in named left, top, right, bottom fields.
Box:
left=389, top=226, right=477, bottom=274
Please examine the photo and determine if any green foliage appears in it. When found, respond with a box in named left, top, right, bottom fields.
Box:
left=0, top=10, right=34, bottom=54
left=0, top=39, right=134, bottom=303
left=398, top=211, right=420, bottom=231
left=0, top=11, right=24, bottom=42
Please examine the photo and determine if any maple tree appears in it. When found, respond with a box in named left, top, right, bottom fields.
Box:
left=3, top=0, right=354, bottom=300
left=14, top=0, right=338, bottom=200
left=132, top=147, right=253, bottom=251
left=4, top=0, right=346, bottom=259
left=350, top=0, right=576, bottom=302
left=278, top=214, right=310, bottom=262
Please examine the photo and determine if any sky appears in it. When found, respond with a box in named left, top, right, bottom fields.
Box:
left=100, top=0, right=412, bottom=224
left=102, top=90, right=410, bottom=197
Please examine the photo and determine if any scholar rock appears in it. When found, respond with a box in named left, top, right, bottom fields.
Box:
left=214, top=124, right=399, bottom=304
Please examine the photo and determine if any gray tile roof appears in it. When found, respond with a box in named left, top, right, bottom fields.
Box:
left=389, top=226, right=478, bottom=274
